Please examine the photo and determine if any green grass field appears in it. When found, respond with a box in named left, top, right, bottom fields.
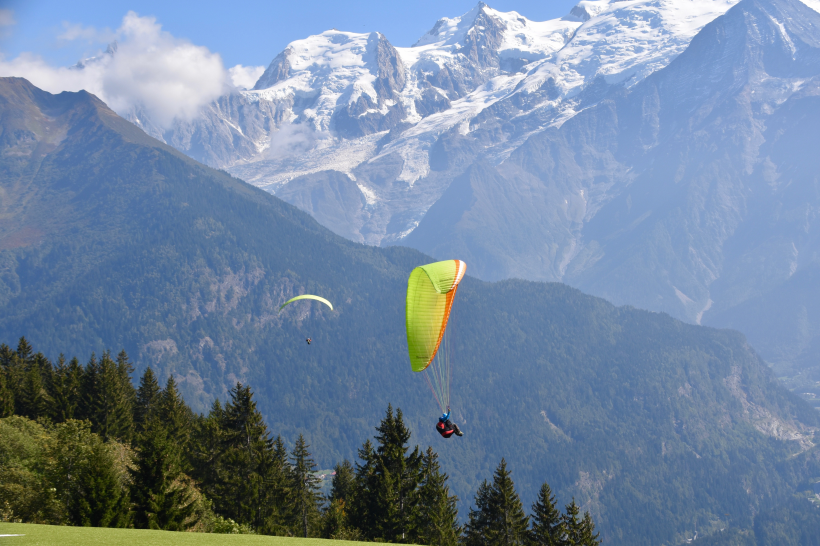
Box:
left=0, top=524, right=365, bottom=546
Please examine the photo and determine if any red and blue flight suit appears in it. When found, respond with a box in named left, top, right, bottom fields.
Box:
left=435, top=408, right=463, bottom=438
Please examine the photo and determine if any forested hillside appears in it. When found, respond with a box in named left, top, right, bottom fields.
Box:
left=0, top=339, right=602, bottom=543
left=1, top=77, right=819, bottom=544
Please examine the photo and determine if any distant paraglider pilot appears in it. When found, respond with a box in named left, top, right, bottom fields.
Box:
left=306, top=338, right=312, bottom=345
left=436, top=407, right=463, bottom=438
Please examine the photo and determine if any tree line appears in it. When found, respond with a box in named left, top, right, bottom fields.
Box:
left=0, top=337, right=600, bottom=544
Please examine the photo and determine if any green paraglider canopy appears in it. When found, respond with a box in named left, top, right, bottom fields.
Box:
left=405, top=259, right=466, bottom=412
left=278, top=295, right=333, bottom=312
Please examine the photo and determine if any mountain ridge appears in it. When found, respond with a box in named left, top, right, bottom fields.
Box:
left=123, top=1, right=748, bottom=245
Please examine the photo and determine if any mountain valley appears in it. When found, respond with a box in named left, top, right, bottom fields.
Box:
left=2, top=76, right=820, bottom=544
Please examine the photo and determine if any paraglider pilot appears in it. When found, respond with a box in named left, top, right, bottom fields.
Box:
left=436, top=407, right=463, bottom=438
left=306, top=338, right=312, bottom=345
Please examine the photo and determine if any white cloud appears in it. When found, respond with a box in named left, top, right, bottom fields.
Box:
left=228, top=64, right=265, bottom=90
left=0, top=11, right=229, bottom=129
left=265, top=122, right=330, bottom=160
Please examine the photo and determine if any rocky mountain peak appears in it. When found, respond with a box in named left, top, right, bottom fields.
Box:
left=413, top=2, right=501, bottom=48
left=368, top=32, right=406, bottom=101
left=253, top=46, right=293, bottom=90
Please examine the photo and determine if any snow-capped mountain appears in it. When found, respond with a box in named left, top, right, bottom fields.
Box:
left=129, top=0, right=820, bottom=381
left=406, top=0, right=820, bottom=377
left=135, top=0, right=748, bottom=247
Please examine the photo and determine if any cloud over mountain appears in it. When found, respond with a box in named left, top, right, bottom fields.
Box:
left=0, top=11, right=262, bottom=128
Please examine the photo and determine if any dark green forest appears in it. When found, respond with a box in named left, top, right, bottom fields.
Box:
left=0, top=337, right=602, bottom=545
left=2, top=77, right=820, bottom=544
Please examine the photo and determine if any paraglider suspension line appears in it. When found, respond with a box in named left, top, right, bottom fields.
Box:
left=424, top=326, right=452, bottom=414
left=424, top=372, right=443, bottom=413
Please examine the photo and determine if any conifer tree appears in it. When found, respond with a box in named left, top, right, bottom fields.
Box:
left=33, top=352, right=54, bottom=396
left=130, top=415, right=195, bottom=530
left=80, top=440, right=130, bottom=527
left=218, top=383, right=277, bottom=529
left=50, top=356, right=83, bottom=422
left=264, top=434, right=294, bottom=534
left=16, top=336, right=33, bottom=363
left=0, top=365, right=13, bottom=417
left=464, top=459, right=529, bottom=546
left=189, top=399, right=224, bottom=505
left=1, top=343, right=22, bottom=414
left=116, top=350, right=136, bottom=412
left=372, top=404, right=423, bottom=542
left=156, top=376, right=190, bottom=448
left=134, top=367, right=161, bottom=431
left=562, top=499, right=582, bottom=546
left=579, top=511, right=601, bottom=546
left=330, top=459, right=356, bottom=504
left=290, top=434, right=322, bottom=537
left=530, top=482, right=565, bottom=546
left=17, top=350, right=54, bottom=420
left=0, top=343, right=15, bottom=367
left=49, top=420, right=129, bottom=527
left=321, top=459, right=358, bottom=539
left=273, top=434, right=289, bottom=470
left=464, top=480, right=493, bottom=546
left=349, top=439, right=377, bottom=533
left=18, top=363, right=49, bottom=419
left=415, top=446, right=460, bottom=546
left=78, top=352, right=99, bottom=422
left=88, top=351, right=134, bottom=442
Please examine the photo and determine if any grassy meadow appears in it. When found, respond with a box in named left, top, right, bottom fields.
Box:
left=0, top=524, right=365, bottom=546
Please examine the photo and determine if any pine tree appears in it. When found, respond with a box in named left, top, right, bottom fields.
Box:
left=189, top=399, right=224, bottom=506
left=16, top=336, right=33, bottom=362
left=349, top=439, right=377, bottom=534
left=88, top=351, right=134, bottom=442
left=464, top=459, right=529, bottom=546
left=49, top=356, right=83, bottom=422
left=218, top=383, right=276, bottom=530
left=415, top=447, right=460, bottom=546
left=290, top=434, right=322, bottom=537
left=263, top=434, right=293, bottom=534
left=562, top=499, right=583, bottom=546
left=1, top=343, right=23, bottom=415
left=156, top=376, right=190, bottom=448
left=49, top=420, right=129, bottom=527
left=0, top=343, right=16, bottom=367
left=273, top=434, right=289, bottom=470
left=11, top=340, right=51, bottom=419
left=530, top=482, right=565, bottom=546
left=579, top=511, right=601, bottom=546
left=321, top=460, right=357, bottom=539
left=19, top=362, right=49, bottom=419
left=116, top=350, right=136, bottom=416
left=134, top=367, right=161, bottom=431
left=80, top=440, right=130, bottom=527
left=130, top=415, right=195, bottom=530
left=330, top=459, right=356, bottom=504
left=464, top=480, right=493, bottom=546
left=371, top=404, right=423, bottom=541
left=0, top=365, right=13, bottom=417
left=78, top=352, right=99, bottom=422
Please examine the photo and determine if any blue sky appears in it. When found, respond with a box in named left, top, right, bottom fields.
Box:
left=2, top=0, right=580, bottom=68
